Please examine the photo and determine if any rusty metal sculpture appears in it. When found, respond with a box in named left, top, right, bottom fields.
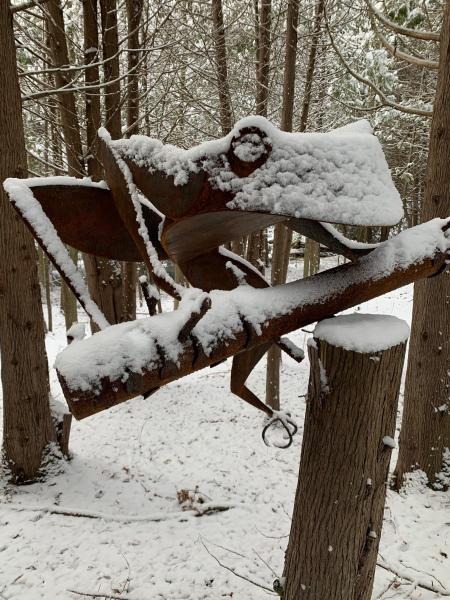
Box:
left=4, top=117, right=449, bottom=448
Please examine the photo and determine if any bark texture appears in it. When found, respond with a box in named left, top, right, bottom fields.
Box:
left=82, top=0, right=125, bottom=330
left=83, top=0, right=102, bottom=180
left=265, top=0, right=299, bottom=409
left=100, top=0, right=121, bottom=138
left=299, top=0, right=325, bottom=276
left=46, top=0, right=85, bottom=176
left=299, top=0, right=325, bottom=132
left=255, top=0, right=271, bottom=117
left=394, top=2, right=450, bottom=489
left=0, top=0, right=55, bottom=482
left=303, top=236, right=320, bottom=277
left=283, top=338, right=406, bottom=600
left=246, top=0, right=272, bottom=271
left=46, top=0, right=82, bottom=327
left=211, top=0, right=233, bottom=135
left=122, top=0, right=144, bottom=321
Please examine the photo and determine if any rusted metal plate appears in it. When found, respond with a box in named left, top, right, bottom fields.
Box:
left=30, top=184, right=166, bottom=261
left=161, top=212, right=285, bottom=263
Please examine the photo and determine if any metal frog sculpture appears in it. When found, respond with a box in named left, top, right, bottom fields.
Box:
left=4, top=116, right=449, bottom=448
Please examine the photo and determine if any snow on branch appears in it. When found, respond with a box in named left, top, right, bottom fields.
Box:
left=369, top=15, right=439, bottom=70
left=10, top=0, right=47, bottom=13
left=364, top=0, right=440, bottom=42
left=325, top=12, right=433, bottom=118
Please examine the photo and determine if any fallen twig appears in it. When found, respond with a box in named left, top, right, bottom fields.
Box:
left=68, top=590, right=140, bottom=600
left=200, top=537, right=276, bottom=594
left=377, top=560, right=450, bottom=596
left=1, top=502, right=234, bottom=523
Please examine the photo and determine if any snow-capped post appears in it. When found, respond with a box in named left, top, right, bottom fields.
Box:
left=282, top=314, right=409, bottom=600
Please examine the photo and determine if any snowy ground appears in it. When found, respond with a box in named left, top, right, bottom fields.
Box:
left=1, top=258, right=449, bottom=600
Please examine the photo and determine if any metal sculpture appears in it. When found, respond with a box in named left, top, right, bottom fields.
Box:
left=4, top=117, right=449, bottom=448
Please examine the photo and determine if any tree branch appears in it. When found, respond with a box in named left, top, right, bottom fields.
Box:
left=377, top=561, right=450, bottom=596
left=10, top=0, right=47, bottom=13
left=325, top=13, right=433, bottom=117
left=200, top=538, right=276, bottom=594
left=364, top=0, right=440, bottom=42
left=370, top=16, right=438, bottom=70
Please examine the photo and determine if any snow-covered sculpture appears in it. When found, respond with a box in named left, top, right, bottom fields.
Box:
left=4, top=117, right=449, bottom=447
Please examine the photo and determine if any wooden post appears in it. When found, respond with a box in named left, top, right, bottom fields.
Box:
left=282, top=314, right=408, bottom=600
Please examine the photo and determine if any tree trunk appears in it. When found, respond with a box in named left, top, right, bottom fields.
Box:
left=81, top=0, right=124, bottom=330
left=246, top=0, right=272, bottom=271
left=303, top=236, right=320, bottom=277
left=255, top=0, right=271, bottom=117
left=299, top=0, right=325, bottom=132
left=126, top=0, right=143, bottom=137
left=44, top=253, right=53, bottom=331
left=265, top=0, right=298, bottom=409
left=122, top=261, right=137, bottom=321
left=0, top=0, right=56, bottom=482
left=60, top=247, right=79, bottom=329
left=394, top=2, right=450, bottom=489
left=98, top=0, right=126, bottom=324
left=100, top=0, right=122, bottom=138
left=211, top=0, right=232, bottom=135
left=282, top=329, right=407, bottom=600
left=83, top=0, right=103, bottom=180
left=120, top=0, right=144, bottom=322
left=46, top=0, right=82, bottom=328
left=299, top=0, right=325, bottom=277
left=46, top=0, right=85, bottom=176
left=245, top=229, right=264, bottom=272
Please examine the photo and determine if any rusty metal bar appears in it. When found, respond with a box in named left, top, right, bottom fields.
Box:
left=58, top=246, right=448, bottom=420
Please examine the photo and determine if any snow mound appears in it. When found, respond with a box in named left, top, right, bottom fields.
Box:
left=113, top=116, right=403, bottom=226
left=314, top=314, right=410, bottom=353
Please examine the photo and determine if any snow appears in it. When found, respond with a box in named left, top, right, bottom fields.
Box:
left=113, top=116, right=403, bottom=226
left=25, top=176, right=108, bottom=189
left=218, top=246, right=270, bottom=284
left=278, top=337, right=305, bottom=361
left=225, top=260, right=247, bottom=285
left=1, top=260, right=450, bottom=599
left=321, top=221, right=380, bottom=250
left=55, top=289, right=209, bottom=392
left=66, top=322, right=86, bottom=343
left=314, top=314, right=410, bottom=353
left=3, top=178, right=109, bottom=331
left=383, top=436, right=397, bottom=449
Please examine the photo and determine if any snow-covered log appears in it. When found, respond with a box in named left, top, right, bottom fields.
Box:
left=55, top=218, right=450, bottom=420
